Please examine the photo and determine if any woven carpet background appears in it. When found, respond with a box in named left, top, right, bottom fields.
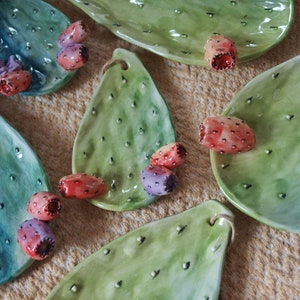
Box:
left=1, top=1, right=300, bottom=299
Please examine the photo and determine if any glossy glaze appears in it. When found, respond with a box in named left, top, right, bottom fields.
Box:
left=0, top=116, right=51, bottom=284
left=68, top=0, right=293, bottom=66
left=211, top=56, right=300, bottom=233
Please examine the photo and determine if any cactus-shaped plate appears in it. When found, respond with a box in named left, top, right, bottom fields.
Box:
left=72, top=48, right=176, bottom=211
left=46, top=200, right=233, bottom=300
left=0, top=115, right=51, bottom=285
left=211, top=55, right=300, bottom=233
left=68, top=0, right=293, bottom=65
left=0, top=0, right=75, bottom=96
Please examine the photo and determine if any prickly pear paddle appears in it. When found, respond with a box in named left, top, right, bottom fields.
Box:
left=72, top=48, right=176, bottom=211
left=0, top=115, right=51, bottom=284
left=211, top=55, right=300, bottom=233
left=67, top=0, right=293, bottom=66
left=46, top=200, right=234, bottom=300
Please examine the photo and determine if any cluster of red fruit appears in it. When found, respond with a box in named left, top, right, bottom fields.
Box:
left=17, top=173, right=107, bottom=260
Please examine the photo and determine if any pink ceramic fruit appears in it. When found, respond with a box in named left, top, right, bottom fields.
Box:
left=141, top=165, right=178, bottom=196
left=58, top=173, right=107, bottom=200
left=0, top=70, right=32, bottom=96
left=199, top=116, right=256, bottom=154
left=56, top=43, right=89, bottom=71
left=27, top=192, right=62, bottom=221
left=17, top=219, right=56, bottom=260
left=150, top=142, right=187, bottom=169
left=58, top=20, right=90, bottom=47
left=204, top=35, right=238, bottom=70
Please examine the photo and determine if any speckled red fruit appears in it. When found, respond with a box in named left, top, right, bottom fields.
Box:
left=199, top=116, right=256, bottom=154
left=0, top=70, right=32, bottom=96
left=17, top=219, right=56, bottom=260
left=150, top=142, right=187, bottom=169
left=58, top=20, right=90, bottom=47
left=27, top=191, right=62, bottom=221
left=58, top=173, right=107, bottom=200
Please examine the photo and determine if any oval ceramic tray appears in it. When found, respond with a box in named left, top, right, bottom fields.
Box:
left=0, top=115, right=51, bottom=285
left=0, top=0, right=75, bottom=96
left=211, top=55, right=300, bottom=233
left=68, top=0, right=294, bottom=65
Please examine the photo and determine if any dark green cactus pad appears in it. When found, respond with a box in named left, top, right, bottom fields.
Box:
left=0, top=0, right=75, bottom=96
left=0, top=116, right=51, bottom=285
left=211, top=55, right=300, bottom=233
left=46, top=200, right=233, bottom=300
left=72, top=48, right=176, bottom=211
left=67, top=0, right=293, bottom=65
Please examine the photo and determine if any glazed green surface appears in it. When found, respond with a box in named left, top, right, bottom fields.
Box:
left=0, top=0, right=75, bottom=96
left=211, top=55, right=300, bottom=233
left=0, top=116, right=51, bottom=285
left=72, top=49, right=176, bottom=211
left=68, top=0, right=293, bottom=65
left=46, top=200, right=233, bottom=300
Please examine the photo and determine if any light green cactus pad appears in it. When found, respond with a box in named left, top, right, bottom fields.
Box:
left=0, top=0, right=76, bottom=96
left=68, top=0, right=293, bottom=66
left=46, top=200, right=233, bottom=300
left=0, top=115, right=51, bottom=285
left=72, top=48, right=176, bottom=211
left=211, top=55, right=300, bottom=233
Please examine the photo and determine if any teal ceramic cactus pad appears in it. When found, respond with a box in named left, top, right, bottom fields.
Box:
left=72, top=48, right=176, bottom=211
left=0, top=115, right=51, bottom=285
left=0, top=0, right=75, bottom=96
left=211, top=55, right=300, bottom=233
left=67, top=0, right=293, bottom=65
left=46, top=200, right=233, bottom=300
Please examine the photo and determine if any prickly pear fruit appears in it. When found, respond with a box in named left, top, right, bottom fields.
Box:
left=67, top=0, right=293, bottom=66
left=0, top=0, right=78, bottom=95
left=0, top=115, right=51, bottom=284
left=72, top=48, right=176, bottom=211
left=200, top=116, right=256, bottom=154
left=58, top=173, right=107, bottom=200
left=0, top=70, right=32, bottom=96
left=150, top=142, right=187, bottom=169
left=58, top=20, right=90, bottom=47
left=46, top=200, right=233, bottom=300
left=141, top=165, right=178, bottom=196
left=211, top=55, right=300, bottom=233
left=17, top=219, right=55, bottom=260
left=56, top=43, right=89, bottom=71
left=0, top=55, right=23, bottom=75
left=27, top=192, right=62, bottom=221
left=204, top=35, right=237, bottom=70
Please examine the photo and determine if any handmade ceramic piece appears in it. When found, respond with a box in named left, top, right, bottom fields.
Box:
left=72, top=48, right=176, bottom=211
left=0, top=116, right=51, bottom=285
left=67, top=0, right=293, bottom=66
left=0, top=0, right=75, bottom=96
left=46, top=200, right=233, bottom=300
left=211, top=55, right=300, bottom=233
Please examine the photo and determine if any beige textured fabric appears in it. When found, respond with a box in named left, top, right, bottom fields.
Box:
left=1, top=1, right=300, bottom=299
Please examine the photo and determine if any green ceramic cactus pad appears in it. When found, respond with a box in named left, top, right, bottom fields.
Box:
left=211, top=55, right=300, bottom=233
left=0, top=0, right=75, bottom=96
left=46, top=200, right=233, bottom=300
left=72, top=48, right=176, bottom=211
left=68, top=0, right=293, bottom=65
left=0, top=115, right=51, bottom=285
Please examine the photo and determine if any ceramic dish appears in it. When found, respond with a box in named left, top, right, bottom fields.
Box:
left=0, top=0, right=75, bottom=96
left=68, top=0, right=294, bottom=65
left=0, top=116, right=51, bottom=284
left=211, top=55, right=300, bottom=233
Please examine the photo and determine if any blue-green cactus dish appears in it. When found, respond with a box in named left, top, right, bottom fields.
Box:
left=0, top=115, right=51, bottom=285
left=0, top=0, right=75, bottom=96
